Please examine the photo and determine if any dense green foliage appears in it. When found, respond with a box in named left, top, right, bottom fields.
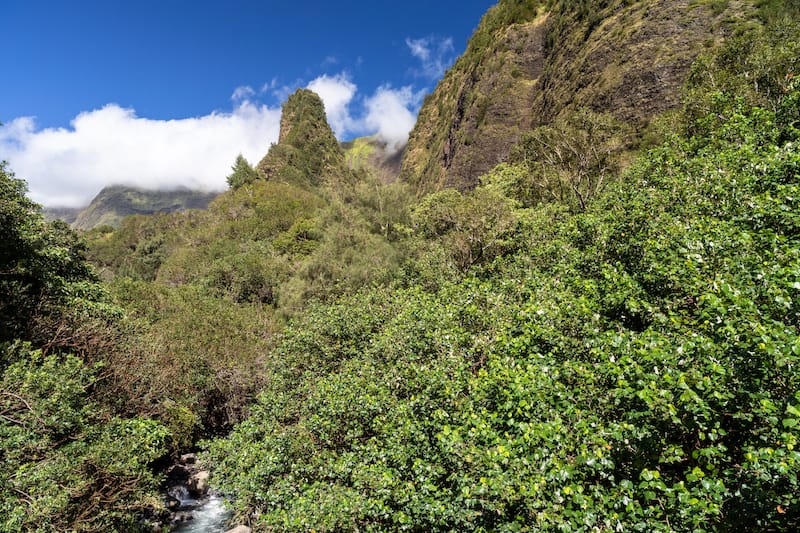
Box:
left=3, top=2, right=798, bottom=530
left=1, top=161, right=98, bottom=348
left=1, top=346, right=167, bottom=532
left=204, top=55, right=800, bottom=532
left=227, top=154, right=261, bottom=189
left=0, top=163, right=169, bottom=532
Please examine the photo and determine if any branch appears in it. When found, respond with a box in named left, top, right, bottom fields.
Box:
left=0, top=413, right=26, bottom=426
left=11, top=488, right=35, bottom=508
left=1, top=391, right=34, bottom=413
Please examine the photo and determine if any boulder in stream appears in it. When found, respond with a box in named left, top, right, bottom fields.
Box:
left=225, top=526, right=251, bottom=533
left=188, top=470, right=210, bottom=496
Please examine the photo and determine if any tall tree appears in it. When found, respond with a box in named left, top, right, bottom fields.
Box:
left=226, top=154, right=259, bottom=189
left=0, top=161, right=96, bottom=348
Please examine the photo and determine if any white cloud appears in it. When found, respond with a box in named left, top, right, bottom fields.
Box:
left=307, top=73, right=357, bottom=137
left=364, top=86, right=423, bottom=154
left=0, top=102, right=281, bottom=207
left=1, top=71, right=424, bottom=207
left=406, top=36, right=455, bottom=79
left=407, top=38, right=432, bottom=62
left=231, top=85, right=256, bottom=103
left=307, top=74, right=421, bottom=156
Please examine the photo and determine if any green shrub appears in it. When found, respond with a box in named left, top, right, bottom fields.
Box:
left=0, top=345, right=168, bottom=532
left=203, top=79, right=800, bottom=532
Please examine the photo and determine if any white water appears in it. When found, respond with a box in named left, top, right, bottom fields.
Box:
left=168, top=485, right=194, bottom=506
left=172, top=493, right=232, bottom=532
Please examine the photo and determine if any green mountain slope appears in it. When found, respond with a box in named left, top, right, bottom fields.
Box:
left=42, top=205, right=82, bottom=225
left=342, top=135, right=403, bottom=184
left=257, top=88, right=347, bottom=188
left=70, top=185, right=218, bottom=231
left=400, top=0, right=757, bottom=193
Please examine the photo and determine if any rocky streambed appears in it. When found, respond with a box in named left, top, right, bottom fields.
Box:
left=148, top=453, right=249, bottom=533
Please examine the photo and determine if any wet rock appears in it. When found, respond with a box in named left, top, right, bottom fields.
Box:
left=166, top=463, right=192, bottom=484
left=180, top=453, right=197, bottom=465
left=225, top=526, right=252, bottom=533
left=188, top=470, right=210, bottom=496
left=171, top=511, right=194, bottom=524
left=165, top=496, right=181, bottom=510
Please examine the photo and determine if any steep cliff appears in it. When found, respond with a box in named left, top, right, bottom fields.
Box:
left=257, top=88, right=346, bottom=188
left=401, top=0, right=757, bottom=193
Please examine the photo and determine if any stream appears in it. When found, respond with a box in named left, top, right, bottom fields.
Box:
left=169, top=484, right=233, bottom=532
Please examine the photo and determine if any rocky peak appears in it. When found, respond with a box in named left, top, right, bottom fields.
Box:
left=257, top=88, right=345, bottom=188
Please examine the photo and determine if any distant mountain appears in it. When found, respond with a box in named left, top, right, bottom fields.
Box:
left=46, top=186, right=219, bottom=231
left=341, top=136, right=403, bottom=184
left=42, top=206, right=82, bottom=225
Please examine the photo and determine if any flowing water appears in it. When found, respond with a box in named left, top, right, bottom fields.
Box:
left=168, top=485, right=193, bottom=505
left=169, top=485, right=233, bottom=532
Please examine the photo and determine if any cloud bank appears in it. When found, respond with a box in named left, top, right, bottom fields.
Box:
left=305, top=73, right=423, bottom=153
left=307, top=73, right=358, bottom=137
left=0, top=102, right=282, bottom=207
left=363, top=85, right=420, bottom=153
left=1, top=72, right=427, bottom=207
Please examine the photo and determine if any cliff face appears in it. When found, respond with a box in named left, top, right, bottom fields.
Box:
left=400, top=0, right=755, bottom=193
left=257, top=89, right=345, bottom=188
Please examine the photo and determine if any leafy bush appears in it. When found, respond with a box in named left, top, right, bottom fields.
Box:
left=509, top=108, right=630, bottom=210
left=104, top=279, right=278, bottom=437
left=203, top=80, right=800, bottom=531
left=410, top=186, right=520, bottom=273
left=0, top=345, right=168, bottom=532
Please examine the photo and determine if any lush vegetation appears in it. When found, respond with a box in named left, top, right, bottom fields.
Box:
left=203, top=19, right=800, bottom=531
left=79, top=90, right=412, bottom=450
left=227, top=154, right=261, bottom=190
left=2, top=2, right=798, bottom=531
left=0, top=163, right=169, bottom=532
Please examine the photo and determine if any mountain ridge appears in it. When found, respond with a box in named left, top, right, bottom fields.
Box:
left=45, top=185, right=219, bottom=231
left=400, top=0, right=756, bottom=193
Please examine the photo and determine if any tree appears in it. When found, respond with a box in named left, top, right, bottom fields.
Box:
left=0, top=161, right=99, bottom=349
left=0, top=163, right=170, bottom=531
left=510, top=108, right=628, bottom=211
left=0, top=345, right=168, bottom=532
left=226, top=154, right=260, bottom=189
left=410, top=186, right=518, bottom=273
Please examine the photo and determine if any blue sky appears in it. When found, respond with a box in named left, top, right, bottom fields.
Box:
left=0, top=0, right=495, bottom=206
